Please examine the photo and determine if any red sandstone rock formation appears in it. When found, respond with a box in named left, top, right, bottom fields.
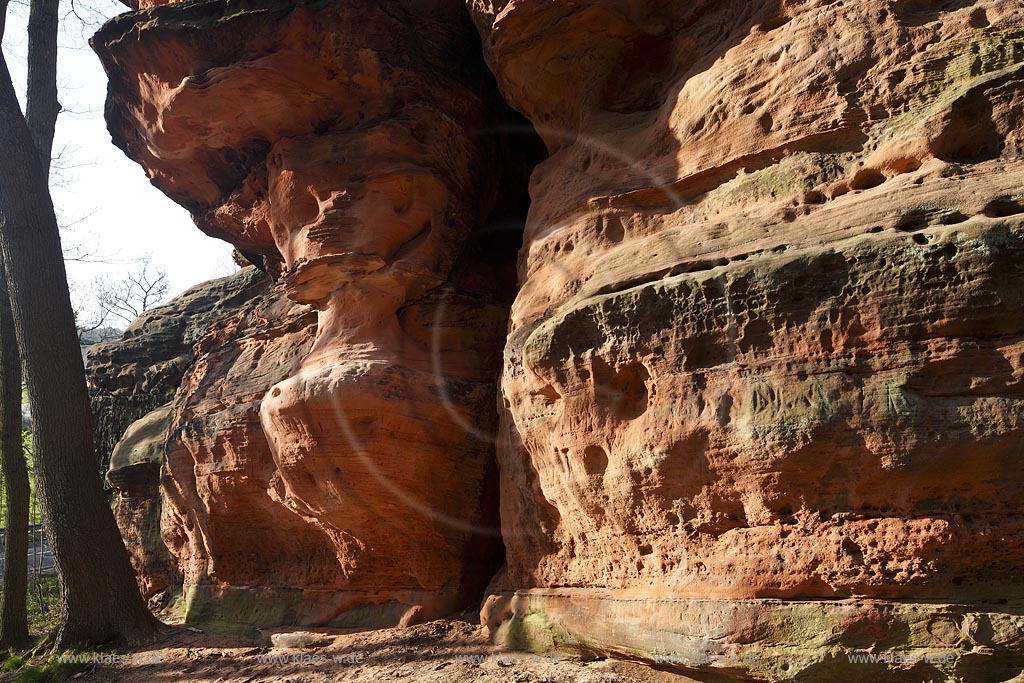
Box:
left=90, top=267, right=277, bottom=600
left=92, top=0, right=1024, bottom=678
left=159, top=273, right=348, bottom=628
left=470, top=0, right=1024, bottom=678
left=89, top=267, right=272, bottom=470
left=93, top=0, right=534, bottom=629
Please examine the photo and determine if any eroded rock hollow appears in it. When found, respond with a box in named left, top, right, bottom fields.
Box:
left=92, top=0, right=1024, bottom=679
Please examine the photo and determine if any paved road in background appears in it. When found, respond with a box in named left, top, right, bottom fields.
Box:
left=0, top=525, right=55, bottom=576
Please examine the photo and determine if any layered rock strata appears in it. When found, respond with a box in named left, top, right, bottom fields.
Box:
left=89, top=266, right=270, bottom=472
left=469, top=0, right=1024, bottom=679
left=105, top=404, right=178, bottom=601
left=93, top=0, right=536, bottom=629
left=89, top=267, right=276, bottom=600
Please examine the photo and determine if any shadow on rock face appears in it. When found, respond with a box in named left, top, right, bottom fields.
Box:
left=93, top=0, right=545, bottom=630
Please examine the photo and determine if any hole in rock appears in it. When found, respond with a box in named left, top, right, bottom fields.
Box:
left=592, top=356, right=651, bottom=421
left=583, top=445, right=609, bottom=477
left=930, top=88, right=1005, bottom=162
left=804, top=190, right=827, bottom=205
left=893, top=158, right=922, bottom=174
left=896, top=212, right=928, bottom=232
left=534, top=384, right=562, bottom=404
left=851, top=169, right=886, bottom=190
left=940, top=211, right=969, bottom=225
left=604, top=215, right=626, bottom=243
left=969, top=7, right=990, bottom=28
left=983, top=197, right=1024, bottom=218
left=286, top=189, right=321, bottom=228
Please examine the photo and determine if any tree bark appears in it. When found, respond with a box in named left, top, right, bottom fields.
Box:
left=25, top=0, right=58, bottom=170
left=0, top=0, right=160, bottom=646
left=0, top=257, right=28, bottom=649
left=0, top=0, right=29, bottom=649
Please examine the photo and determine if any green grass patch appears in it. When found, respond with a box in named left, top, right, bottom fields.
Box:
left=27, top=577, right=60, bottom=638
left=1, top=654, right=23, bottom=671
left=1, top=650, right=91, bottom=683
left=0, top=429, right=43, bottom=527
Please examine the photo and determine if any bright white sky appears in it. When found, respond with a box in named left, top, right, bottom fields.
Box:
left=2, top=0, right=237, bottom=321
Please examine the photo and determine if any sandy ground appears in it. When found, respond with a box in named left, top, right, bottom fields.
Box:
left=44, top=612, right=694, bottom=683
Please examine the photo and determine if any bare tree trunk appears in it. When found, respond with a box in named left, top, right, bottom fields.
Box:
left=0, top=257, right=28, bottom=649
left=0, top=0, right=159, bottom=646
left=25, top=0, right=58, bottom=168
left=0, top=0, right=29, bottom=649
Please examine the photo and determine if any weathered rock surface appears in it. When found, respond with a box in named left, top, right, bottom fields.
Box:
left=93, top=0, right=536, bottom=630
left=159, top=272, right=345, bottom=630
left=469, top=0, right=1024, bottom=679
left=90, top=267, right=277, bottom=600
left=92, top=0, right=1024, bottom=678
left=107, top=403, right=177, bottom=600
left=89, top=267, right=271, bottom=472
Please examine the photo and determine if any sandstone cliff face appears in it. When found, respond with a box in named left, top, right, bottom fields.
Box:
left=158, top=271, right=348, bottom=629
left=470, top=0, right=1024, bottom=678
left=89, top=267, right=271, bottom=471
left=89, top=267, right=276, bottom=600
left=92, top=0, right=1024, bottom=679
left=93, top=0, right=535, bottom=629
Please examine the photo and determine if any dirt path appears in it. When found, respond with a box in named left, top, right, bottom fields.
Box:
left=57, top=613, right=693, bottom=683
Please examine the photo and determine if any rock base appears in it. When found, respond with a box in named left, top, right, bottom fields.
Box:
left=483, top=589, right=1024, bottom=682
left=183, top=584, right=465, bottom=634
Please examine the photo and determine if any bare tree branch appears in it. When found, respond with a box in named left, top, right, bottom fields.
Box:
left=81, top=258, right=169, bottom=335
